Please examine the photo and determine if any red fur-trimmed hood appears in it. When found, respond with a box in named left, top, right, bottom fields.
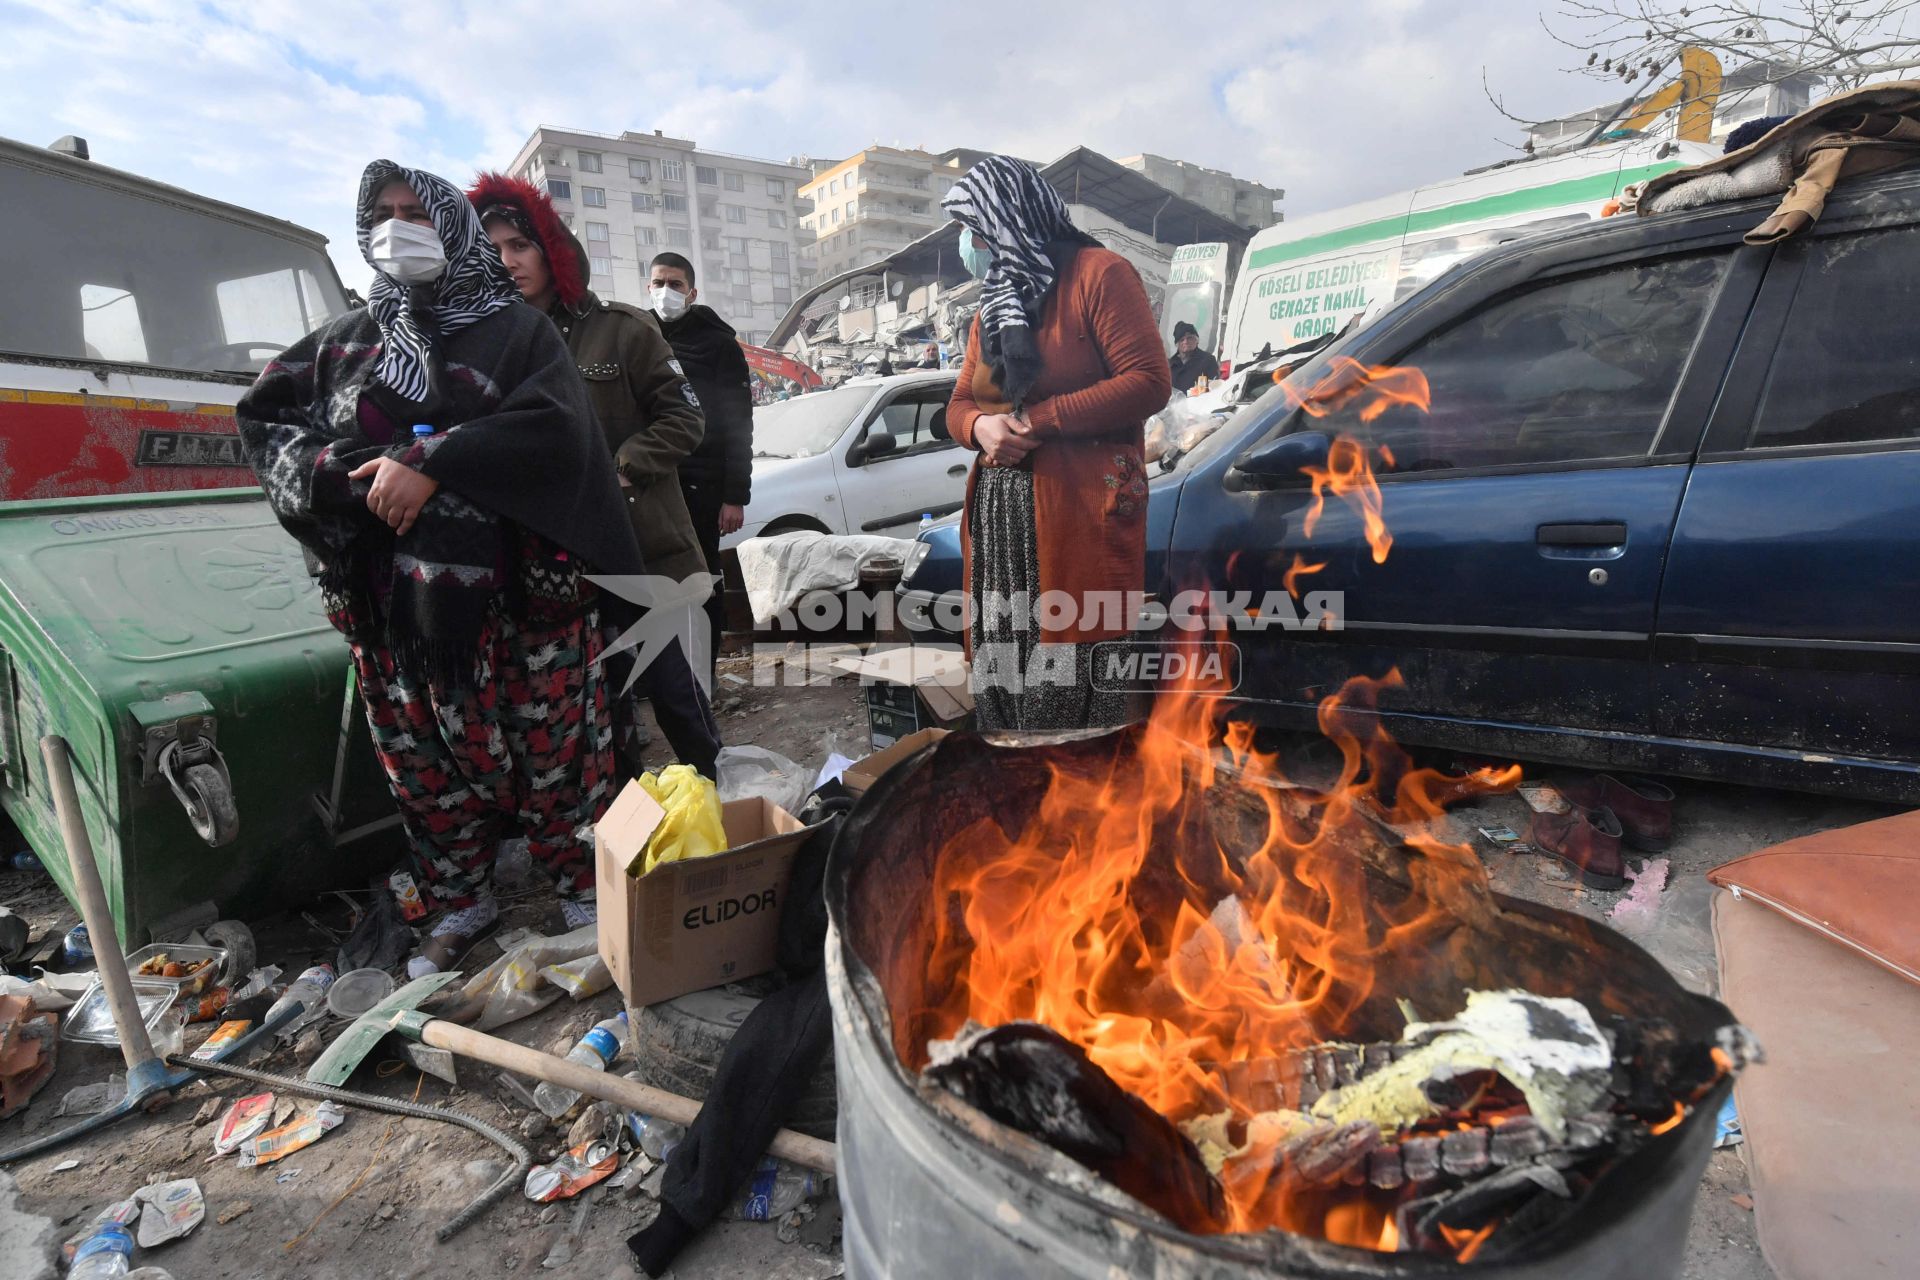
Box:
left=467, top=171, right=591, bottom=309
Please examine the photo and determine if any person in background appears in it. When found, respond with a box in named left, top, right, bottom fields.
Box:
left=917, top=342, right=942, bottom=369
left=1167, top=320, right=1220, bottom=393
left=648, top=252, right=753, bottom=682
left=944, top=155, right=1171, bottom=731
left=470, top=174, right=722, bottom=781
left=238, top=162, right=640, bottom=971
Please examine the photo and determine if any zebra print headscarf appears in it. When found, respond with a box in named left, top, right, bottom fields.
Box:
left=356, top=160, right=518, bottom=407
left=942, top=155, right=1086, bottom=407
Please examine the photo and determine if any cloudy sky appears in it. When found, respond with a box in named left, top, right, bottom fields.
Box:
left=3, top=0, right=1619, bottom=290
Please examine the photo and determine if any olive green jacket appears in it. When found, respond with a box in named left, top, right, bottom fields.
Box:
left=552, top=293, right=710, bottom=585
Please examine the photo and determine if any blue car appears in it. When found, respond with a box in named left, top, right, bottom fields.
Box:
left=898, top=167, right=1920, bottom=803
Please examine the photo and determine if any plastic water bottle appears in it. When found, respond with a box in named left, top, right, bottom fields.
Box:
left=918, top=512, right=934, bottom=532
left=623, top=1104, right=687, bottom=1160
left=265, top=963, right=336, bottom=1036
left=412, top=423, right=434, bottom=439
left=732, top=1157, right=821, bottom=1220
left=69, top=1224, right=135, bottom=1279
left=535, top=1011, right=628, bottom=1118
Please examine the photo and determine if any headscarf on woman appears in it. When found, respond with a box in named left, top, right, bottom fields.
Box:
left=356, top=159, right=519, bottom=407
left=941, top=154, right=1093, bottom=407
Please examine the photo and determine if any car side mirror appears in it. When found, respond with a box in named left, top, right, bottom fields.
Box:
left=1231, top=429, right=1331, bottom=486
left=856, top=430, right=898, bottom=462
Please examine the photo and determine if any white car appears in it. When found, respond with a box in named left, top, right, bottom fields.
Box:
left=721, top=372, right=967, bottom=549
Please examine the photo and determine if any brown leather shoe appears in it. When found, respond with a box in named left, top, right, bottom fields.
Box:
left=1556, top=774, right=1674, bottom=851
left=1527, top=806, right=1627, bottom=889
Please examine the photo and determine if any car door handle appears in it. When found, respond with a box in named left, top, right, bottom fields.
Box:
left=947, top=464, right=968, bottom=477
left=1536, top=522, right=1627, bottom=547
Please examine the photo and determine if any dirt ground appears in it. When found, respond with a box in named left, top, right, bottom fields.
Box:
left=2, top=644, right=1895, bottom=1278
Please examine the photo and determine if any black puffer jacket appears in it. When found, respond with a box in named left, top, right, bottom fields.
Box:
left=659, top=304, right=754, bottom=506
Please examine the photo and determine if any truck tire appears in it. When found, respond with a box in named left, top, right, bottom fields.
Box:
left=630, top=982, right=837, bottom=1140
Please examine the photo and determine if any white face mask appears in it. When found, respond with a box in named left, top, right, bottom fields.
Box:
left=368, top=217, right=448, bottom=285
left=650, top=285, right=690, bottom=321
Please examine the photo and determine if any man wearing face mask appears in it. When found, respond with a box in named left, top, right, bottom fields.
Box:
left=237, top=161, right=645, bottom=973
left=648, top=252, right=754, bottom=681
left=467, top=174, right=721, bottom=781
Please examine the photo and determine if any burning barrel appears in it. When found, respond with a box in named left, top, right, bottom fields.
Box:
left=825, top=713, right=1750, bottom=1278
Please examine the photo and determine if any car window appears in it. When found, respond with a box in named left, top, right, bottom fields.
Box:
left=1299, top=251, right=1729, bottom=473
left=866, top=387, right=953, bottom=454
left=753, top=385, right=874, bottom=459
left=1747, top=225, right=1920, bottom=450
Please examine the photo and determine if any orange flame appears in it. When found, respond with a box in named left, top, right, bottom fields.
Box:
left=1440, top=1221, right=1497, bottom=1262
left=1649, top=1102, right=1686, bottom=1136
left=1281, top=553, right=1327, bottom=599
left=917, top=355, right=1528, bottom=1251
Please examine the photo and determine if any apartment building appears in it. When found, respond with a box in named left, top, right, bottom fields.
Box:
left=504, top=126, right=815, bottom=346
left=1117, top=154, right=1284, bottom=231
left=796, top=146, right=968, bottom=281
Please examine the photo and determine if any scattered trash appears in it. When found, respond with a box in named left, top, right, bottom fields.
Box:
left=53, top=1159, right=80, bottom=1173
left=1730, top=1192, right=1754, bottom=1211
left=56, top=1077, right=127, bottom=1118
left=639, top=1161, right=668, bottom=1198
left=125, top=1269, right=179, bottom=1280
left=534, top=1013, right=627, bottom=1118
left=495, top=1071, right=544, bottom=1112
left=275, top=1169, right=302, bottom=1184
left=184, top=966, right=280, bottom=1024
left=0, top=908, right=27, bottom=964
left=133, top=1178, right=205, bottom=1247
left=238, top=1102, right=345, bottom=1167
left=63, top=923, right=94, bottom=966
left=10, top=850, right=42, bottom=873
left=1715, top=1094, right=1743, bottom=1149
left=456, top=926, right=597, bottom=1031
left=67, top=1222, right=134, bottom=1280
left=211, top=1093, right=276, bottom=1156
left=523, top=1140, right=619, bottom=1202
left=272, top=1097, right=298, bottom=1128
left=732, top=1157, right=822, bottom=1221
left=189, top=1017, right=255, bottom=1061
left=540, top=952, right=614, bottom=1001
left=335, top=888, right=411, bottom=976
left=1518, top=783, right=1569, bottom=813
left=1608, top=856, right=1672, bottom=926
left=61, top=1198, right=141, bottom=1265
left=126, top=943, right=225, bottom=999
left=215, top=1200, right=253, bottom=1225
left=265, top=964, right=337, bottom=1041
left=541, top=1193, right=594, bottom=1269
left=624, top=1109, right=686, bottom=1161
left=326, top=967, right=396, bottom=1019
left=292, top=1026, right=327, bottom=1067
left=388, top=870, right=429, bottom=922
left=61, top=977, right=175, bottom=1045
left=0, top=973, right=76, bottom=1014
left=715, top=744, right=810, bottom=817
left=518, top=1113, right=550, bottom=1142
left=493, top=839, right=539, bottom=893
left=1476, top=824, right=1522, bottom=847
left=777, top=1199, right=817, bottom=1245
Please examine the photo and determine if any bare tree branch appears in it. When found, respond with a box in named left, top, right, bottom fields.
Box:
left=1504, top=0, right=1920, bottom=129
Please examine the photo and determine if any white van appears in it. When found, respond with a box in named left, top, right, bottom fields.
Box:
left=1220, top=137, right=1720, bottom=369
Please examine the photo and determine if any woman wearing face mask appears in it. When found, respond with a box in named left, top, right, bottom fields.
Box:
left=944, top=156, right=1172, bottom=730
left=237, top=161, right=645, bottom=976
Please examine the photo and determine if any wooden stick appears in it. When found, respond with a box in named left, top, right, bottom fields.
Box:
left=41, top=735, right=158, bottom=1075
left=420, top=1019, right=837, bottom=1173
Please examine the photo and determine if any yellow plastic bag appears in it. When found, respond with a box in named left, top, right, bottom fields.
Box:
left=635, top=764, right=727, bottom=876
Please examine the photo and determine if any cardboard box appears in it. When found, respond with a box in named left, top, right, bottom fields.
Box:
left=832, top=646, right=973, bottom=750
left=596, top=783, right=811, bottom=1008
left=842, top=728, right=951, bottom=798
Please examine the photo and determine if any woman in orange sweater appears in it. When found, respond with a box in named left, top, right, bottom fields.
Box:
left=943, top=156, right=1173, bottom=730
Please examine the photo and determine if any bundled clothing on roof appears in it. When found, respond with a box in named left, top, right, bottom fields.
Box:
left=237, top=159, right=640, bottom=923
left=468, top=172, right=722, bottom=776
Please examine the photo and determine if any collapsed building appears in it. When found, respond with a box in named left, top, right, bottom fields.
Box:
left=771, top=147, right=1256, bottom=382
